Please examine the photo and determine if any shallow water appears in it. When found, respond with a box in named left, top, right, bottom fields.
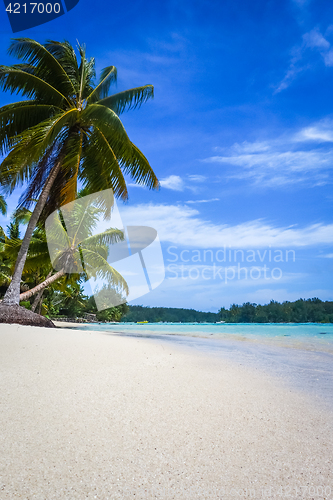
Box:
left=73, top=322, right=333, bottom=353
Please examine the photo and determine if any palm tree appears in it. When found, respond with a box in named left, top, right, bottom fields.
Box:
left=0, top=38, right=158, bottom=313
left=0, top=194, right=7, bottom=216
left=18, top=194, right=128, bottom=303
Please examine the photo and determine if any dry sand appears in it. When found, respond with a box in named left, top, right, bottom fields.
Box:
left=0, top=324, right=332, bottom=499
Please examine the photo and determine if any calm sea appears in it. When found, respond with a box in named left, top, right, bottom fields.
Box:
left=68, top=322, right=333, bottom=410
left=72, top=322, right=333, bottom=353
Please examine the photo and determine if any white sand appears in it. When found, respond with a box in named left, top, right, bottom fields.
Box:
left=53, top=321, right=88, bottom=329
left=0, top=324, right=332, bottom=499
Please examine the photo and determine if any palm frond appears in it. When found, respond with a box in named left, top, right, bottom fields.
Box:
left=0, top=194, right=7, bottom=215
left=1, top=109, right=78, bottom=171
left=0, top=65, right=70, bottom=107
left=80, top=247, right=129, bottom=294
left=80, top=129, right=128, bottom=199
left=8, top=38, right=76, bottom=97
left=86, top=65, right=117, bottom=103
left=0, top=101, right=61, bottom=155
left=96, top=85, right=154, bottom=115
left=44, top=40, right=80, bottom=93
left=122, top=142, right=159, bottom=189
left=81, top=104, right=131, bottom=144
left=12, top=206, right=31, bottom=225
left=13, top=142, right=58, bottom=204
left=81, top=227, right=124, bottom=248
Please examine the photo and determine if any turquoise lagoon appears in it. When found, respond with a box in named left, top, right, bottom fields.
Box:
left=73, top=322, right=333, bottom=354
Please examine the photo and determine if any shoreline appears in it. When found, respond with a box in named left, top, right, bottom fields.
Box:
left=52, top=319, right=333, bottom=324
left=1, top=324, right=332, bottom=499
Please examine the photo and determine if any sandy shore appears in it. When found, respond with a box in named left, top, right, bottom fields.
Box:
left=53, top=320, right=89, bottom=329
left=0, top=325, right=332, bottom=499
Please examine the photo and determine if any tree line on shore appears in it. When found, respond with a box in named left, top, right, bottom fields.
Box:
left=121, top=305, right=219, bottom=323
left=122, top=298, right=333, bottom=323
left=219, top=298, right=333, bottom=323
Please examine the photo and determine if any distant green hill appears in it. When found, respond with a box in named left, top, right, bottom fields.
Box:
left=121, top=305, right=219, bottom=323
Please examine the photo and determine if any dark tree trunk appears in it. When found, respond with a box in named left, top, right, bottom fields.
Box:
left=20, top=269, right=65, bottom=302
left=31, top=270, right=53, bottom=313
left=0, top=304, right=55, bottom=327
left=1, top=160, right=62, bottom=306
left=31, top=288, right=45, bottom=313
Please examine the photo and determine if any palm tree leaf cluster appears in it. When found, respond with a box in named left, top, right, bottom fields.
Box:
left=0, top=38, right=158, bottom=217
left=0, top=38, right=158, bottom=312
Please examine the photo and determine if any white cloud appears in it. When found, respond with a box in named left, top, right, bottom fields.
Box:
left=118, top=203, right=333, bottom=248
left=204, top=121, right=333, bottom=187
left=207, top=149, right=332, bottom=186
left=303, top=29, right=330, bottom=50
left=159, top=174, right=208, bottom=192
left=275, top=65, right=305, bottom=93
left=294, top=121, right=333, bottom=142
left=324, top=49, right=333, bottom=66
left=204, top=140, right=333, bottom=188
left=276, top=28, right=333, bottom=92
left=187, top=175, right=206, bottom=182
left=160, top=175, right=184, bottom=191
left=185, top=198, right=219, bottom=204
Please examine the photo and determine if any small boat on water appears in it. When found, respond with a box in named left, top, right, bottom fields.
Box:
left=137, top=321, right=148, bottom=324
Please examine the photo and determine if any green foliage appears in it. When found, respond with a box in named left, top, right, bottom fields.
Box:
left=0, top=37, right=158, bottom=216
left=47, top=285, right=128, bottom=322
left=0, top=194, right=7, bottom=215
left=19, top=300, right=31, bottom=310
left=219, top=298, right=333, bottom=323
left=55, top=282, right=87, bottom=317
left=0, top=38, right=158, bottom=308
left=96, top=304, right=129, bottom=322
left=6, top=220, right=20, bottom=239
left=121, top=306, right=219, bottom=323
left=119, top=299, right=333, bottom=323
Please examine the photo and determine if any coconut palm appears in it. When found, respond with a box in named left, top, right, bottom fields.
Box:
left=0, top=194, right=7, bottom=216
left=18, top=195, right=128, bottom=303
left=2, top=195, right=128, bottom=311
left=0, top=38, right=158, bottom=312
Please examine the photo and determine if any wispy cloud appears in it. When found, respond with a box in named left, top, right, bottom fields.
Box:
left=185, top=198, right=220, bottom=204
left=160, top=175, right=184, bottom=191
left=294, top=119, right=333, bottom=142
left=187, top=175, right=206, bottom=182
left=276, top=28, right=333, bottom=92
left=159, top=174, right=208, bottom=192
left=203, top=121, right=333, bottom=188
left=119, top=203, right=333, bottom=248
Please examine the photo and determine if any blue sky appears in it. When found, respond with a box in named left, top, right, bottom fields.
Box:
left=1, top=0, right=333, bottom=311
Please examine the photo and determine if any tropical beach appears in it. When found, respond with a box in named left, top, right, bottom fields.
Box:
left=1, top=1, right=333, bottom=498
left=1, top=322, right=332, bottom=499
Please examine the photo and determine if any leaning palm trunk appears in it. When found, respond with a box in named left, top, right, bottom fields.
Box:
left=2, top=161, right=62, bottom=306
left=31, top=271, right=52, bottom=312
left=20, top=269, right=64, bottom=302
left=31, top=289, right=43, bottom=313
